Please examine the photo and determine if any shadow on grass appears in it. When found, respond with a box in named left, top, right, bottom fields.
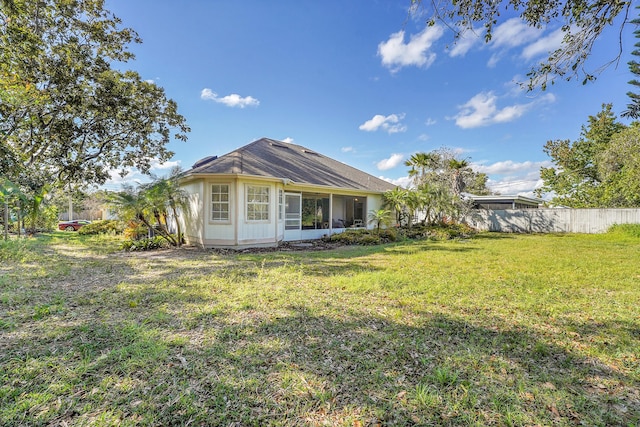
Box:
left=471, top=232, right=517, bottom=240
left=2, top=302, right=638, bottom=426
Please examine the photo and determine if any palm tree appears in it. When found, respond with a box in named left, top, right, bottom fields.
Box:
left=108, top=185, right=156, bottom=238
left=383, top=187, right=407, bottom=224
left=448, top=158, right=469, bottom=196
left=367, top=209, right=392, bottom=234
left=404, top=152, right=440, bottom=187
left=142, top=168, right=188, bottom=246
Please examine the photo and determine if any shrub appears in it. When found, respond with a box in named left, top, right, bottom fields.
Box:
left=325, top=223, right=476, bottom=246
left=328, top=228, right=399, bottom=245
left=78, top=220, right=124, bottom=235
left=120, top=236, right=170, bottom=251
left=400, top=222, right=477, bottom=241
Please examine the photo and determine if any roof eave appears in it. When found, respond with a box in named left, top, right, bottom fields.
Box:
left=181, top=172, right=390, bottom=194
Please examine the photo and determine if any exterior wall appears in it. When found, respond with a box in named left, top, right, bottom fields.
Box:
left=202, top=179, right=237, bottom=246
left=180, top=180, right=205, bottom=247
left=366, top=195, right=385, bottom=223
left=182, top=177, right=284, bottom=248
left=181, top=177, right=388, bottom=247
left=467, top=208, right=640, bottom=233
left=235, top=179, right=281, bottom=246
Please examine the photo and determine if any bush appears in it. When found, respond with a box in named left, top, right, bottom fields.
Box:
left=120, top=236, right=170, bottom=251
left=607, top=223, right=640, bottom=238
left=326, top=223, right=476, bottom=246
left=400, top=222, right=477, bottom=241
left=328, top=228, right=399, bottom=245
left=78, top=220, right=124, bottom=235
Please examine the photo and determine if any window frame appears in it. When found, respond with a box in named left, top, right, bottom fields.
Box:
left=210, top=183, right=231, bottom=222
left=246, top=184, right=270, bottom=222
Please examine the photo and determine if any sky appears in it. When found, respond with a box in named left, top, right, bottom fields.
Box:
left=102, top=0, right=637, bottom=197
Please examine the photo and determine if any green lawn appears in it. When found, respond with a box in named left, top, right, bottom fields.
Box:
left=1, top=232, right=639, bottom=426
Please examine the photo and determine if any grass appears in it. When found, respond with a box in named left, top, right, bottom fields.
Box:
left=0, top=231, right=639, bottom=426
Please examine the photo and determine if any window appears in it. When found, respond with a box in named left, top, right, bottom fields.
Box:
left=211, top=184, right=229, bottom=221
left=247, top=185, right=270, bottom=221
left=278, top=189, right=283, bottom=220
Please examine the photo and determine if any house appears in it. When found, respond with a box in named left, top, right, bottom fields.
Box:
left=178, top=138, right=397, bottom=248
left=468, top=194, right=542, bottom=210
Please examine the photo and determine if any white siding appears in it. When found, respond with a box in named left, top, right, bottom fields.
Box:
left=237, top=181, right=279, bottom=245
left=203, top=180, right=237, bottom=244
left=180, top=180, right=204, bottom=247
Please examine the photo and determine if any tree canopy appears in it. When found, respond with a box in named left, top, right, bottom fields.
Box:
left=0, top=0, right=189, bottom=188
left=536, top=104, right=640, bottom=207
left=411, top=0, right=631, bottom=90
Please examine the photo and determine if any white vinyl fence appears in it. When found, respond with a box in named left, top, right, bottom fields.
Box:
left=466, top=208, right=640, bottom=234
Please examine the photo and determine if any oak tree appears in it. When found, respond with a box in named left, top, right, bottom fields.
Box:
left=0, top=0, right=189, bottom=188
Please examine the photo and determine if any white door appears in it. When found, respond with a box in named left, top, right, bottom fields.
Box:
left=284, top=193, right=302, bottom=241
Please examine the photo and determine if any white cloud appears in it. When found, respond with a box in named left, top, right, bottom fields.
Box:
left=452, top=91, right=555, bottom=129
left=150, top=159, right=181, bottom=170
left=380, top=175, right=412, bottom=189
left=418, top=133, right=430, bottom=141
left=487, top=53, right=501, bottom=68
left=282, top=137, right=294, bottom=144
left=521, top=28, right=564, bottom=60
left=473, top=160, right=551, bottom=175
left=341, top=146, right=354, bottom=153
left=376, top=153, right=404, bottom=171
left=448, top=27, right=483, bottom=57
left=490, top=18, right=540, bottom=49
left=359, top=113, right=407, bottom=134
left=378, top=26, right=444, bottom=72
left=200, top=88, right=259, bottom=108
left=487, top=177, right=545, bottom=197
left=472, top=159, right=552, bottom=197
left=425, top=117, right=437, bottom=126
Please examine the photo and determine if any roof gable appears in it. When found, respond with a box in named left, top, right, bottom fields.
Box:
left=185, top=138, right=396, bottom=192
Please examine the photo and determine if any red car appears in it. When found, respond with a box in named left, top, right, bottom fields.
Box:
left=58, top=220, right=91, bottom=231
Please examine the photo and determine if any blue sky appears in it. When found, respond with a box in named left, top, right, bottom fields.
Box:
left=103, top=0, right=636, bottom=197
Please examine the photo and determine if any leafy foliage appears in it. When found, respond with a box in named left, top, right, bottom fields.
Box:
left=120, top=235, right=171, bottom=251
left=401, top=222, right=477, bottom=240
left=367, top=209, right=392, bottom=233
left=77, top=219, right=124, bottom=235
left=327, top=222, right=477, bottom=246
left=109, top=168, right=188, bottom=247
left=411, top=0, right=631, bottom=90
left=537, top=104, right=640, bottom=207
left=0, top=0, right=189, bottom=186
left=328, top=228, right=399, bottom=245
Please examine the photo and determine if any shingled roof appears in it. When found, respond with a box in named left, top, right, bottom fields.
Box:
left=184, top=138, right=397, bottom=193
